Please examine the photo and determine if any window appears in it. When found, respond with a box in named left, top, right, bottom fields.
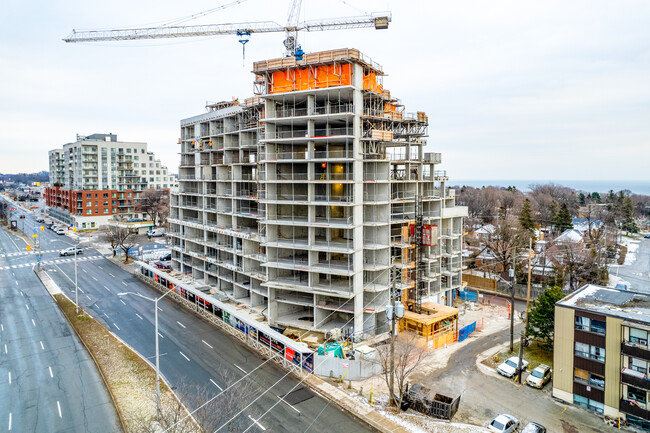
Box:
left=86, top=193, right=91, bottom=199
left=149, top=156, right=153, bottom=161
left=103, top=201, right=109, bottom=206
left=576, top=316, right=590, bottom=331
left=591, top=319, right=606, bottom=334
left=575, top=342, right=605, bottom=362
left=574, top=395, right=604, bottom=414
left=590, top=346, right=605, bottom=362
left=141, top=149, right=145, bottom=153
left=126, top=148, right=131, bottom=153
left=86, top=209, right=92, bottom=215
left=630, top=328, right=648, bottom=346
left=574, top=369, right=604, bottom=389
left=589, top=373, right=605, bottom=389
left=103, top=193, right=108, bottom=198
left=103, top=209, right=109, bottom=214
left=87, top=201, right=92, bottom=206
left=628, top=386, right=647, bottom=404
left=630, top=357, right=648, bottom=373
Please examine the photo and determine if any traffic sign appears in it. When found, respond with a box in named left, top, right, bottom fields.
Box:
left=26, top=245, right=31, bottom=251
left=32, top=234, right=38, bottom=238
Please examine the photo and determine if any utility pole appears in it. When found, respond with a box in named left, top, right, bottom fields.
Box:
left=517, top=330, right=524, bottom=384
left=387, top=266, right=403, bottom=407
left=510, top=245, right=516, bottom=352
left=525, top=237, right=532, bottom=335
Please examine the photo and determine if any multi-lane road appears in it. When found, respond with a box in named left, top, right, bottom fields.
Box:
left=0, top=213, right=122, bottom=432
left=2, top=203, right=375, bottom=432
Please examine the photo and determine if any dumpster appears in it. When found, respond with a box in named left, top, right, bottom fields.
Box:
left=401, top=384, right=460, bottom=421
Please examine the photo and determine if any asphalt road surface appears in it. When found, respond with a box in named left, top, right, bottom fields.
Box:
left=613, top=236, right=650, bottom=292
left=0, top=222, right=121, bottom=433
left=7, top=202, right=375, bottom=433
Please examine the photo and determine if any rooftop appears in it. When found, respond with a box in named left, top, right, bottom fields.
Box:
left=557, top=284, right=650, bottom=323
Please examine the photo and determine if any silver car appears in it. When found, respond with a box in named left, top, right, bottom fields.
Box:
left=488, top=414, right=519, bottom=433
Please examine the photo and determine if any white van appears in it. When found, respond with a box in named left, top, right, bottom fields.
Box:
left=147, top=228, right=166, bottom=237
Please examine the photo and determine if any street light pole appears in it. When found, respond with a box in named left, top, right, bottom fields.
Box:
left=75, top=245, right=78, bottom=314
left=118, top=288, right=175, bottom=415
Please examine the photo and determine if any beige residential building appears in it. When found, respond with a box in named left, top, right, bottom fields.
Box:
left=169, top=48, right=467, bottom=338
left=554, top=284, right=650, bottom=430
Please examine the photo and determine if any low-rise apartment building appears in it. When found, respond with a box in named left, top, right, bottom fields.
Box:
left=554, top=284, right=650, bottom=430
left=45, top=133, right=175, bottom=229
left=168, top=48, right=467, bottom=338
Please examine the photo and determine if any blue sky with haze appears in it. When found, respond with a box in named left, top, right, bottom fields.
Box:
left=1, top=1, right=648, bottom=181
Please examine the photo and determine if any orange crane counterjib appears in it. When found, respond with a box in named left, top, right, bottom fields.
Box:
left=63, top=13, right=391, bottom=43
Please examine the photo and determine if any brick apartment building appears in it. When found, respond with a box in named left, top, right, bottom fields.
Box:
left=46, top=133, right=175, bottom=229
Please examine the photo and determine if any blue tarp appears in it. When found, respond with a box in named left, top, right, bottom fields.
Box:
left=459, top=290, right=478, bottom=302
left=318, top=342, right=345, bottom=358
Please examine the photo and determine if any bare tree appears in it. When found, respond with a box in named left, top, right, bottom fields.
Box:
left=375, top=332, right=430, bottom=412
left=140, top=188, right=169, bottom=225
left=155, top=193, right=170, bottom=227
left=103, top=222, right=137, bottom=263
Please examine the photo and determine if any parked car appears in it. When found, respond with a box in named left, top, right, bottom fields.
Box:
left=497, top=356, right=529, bottom=378
left=526, top=364, right=552, bottom=388
left=147, top=228, right=166, bottom=237
left=54, top=227, right=65, bottom=235
left=160, top=253, right=171, bottom=261
left=644, top=233, right=650, bottom=239
left=35, top=217, right=45, bottom=223
left=153, top=260, right=171, bottom=270
left=60, top=246, right=83, bottom=256
left=488, top=414, right=519, bottom=433
left=521, top=422, right=546, bottom=433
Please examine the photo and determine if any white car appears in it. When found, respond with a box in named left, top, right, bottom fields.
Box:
left=488, top=414, right=519, bottom=433
left=497, top=356, right=529, bottom=378
left=54, top=227, right=66, bottom=235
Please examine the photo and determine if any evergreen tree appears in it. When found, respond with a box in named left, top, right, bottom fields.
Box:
left=519, top=198, right=535, bottom=233
left=526, top=286, right=566, bottom=349
left=553, top=203, right=573, bottom=233
left=622, top=196, right=639, bottom=233
left=579, top=193, right=586, bottom=205
left=591, top=192, right=601, bottom=203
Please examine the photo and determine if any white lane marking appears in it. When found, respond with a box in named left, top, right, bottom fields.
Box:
left=248, top=415, right=266, bottom=431
left=103, top=313, right=109, bottom=318
left=49, top=366, right=53, bottom=378
left=120, top=299, right=126, bottom=305
left=176, top=321, right=186, bottom=329
left=78, top=288, right=84, bottom=294
left=82, top=268, right=87, bottom=273
left=234, top=364, right=247, bottom=374
left=209, top=378, right=223, bottom=391
left=278, top=396, right=301, bottom=414
left=15, top=281, right=17, bottom=285
left=1, top=324, right=3, bottom=331
left=179, top=351, right=190, bottom=361
left=20, top=291, right=24, bottom=296
left=8, top=372, right=11, bottom=384
left=121, top=281, right=127, bottom=286
left=135, top=313, right=143, bottom=320
left=31, top=319, right=36, bottom=327
left=91, top=276, right=98, bottom=281
left=158, top=307, right=163, bottom=312
left=86, top=295, right=91, bottom=300
left=25, top=304, right=29, bottom=310
left=158, top=332, right=164, bottom=339
left=4, top=344, right=7, bottom=354
left=40, top=341, right=44, bottom=350
left=57, top=401, right=62, bottom=418
left=202, top=340, right=213, bottom=349
left=8, top=412, right=11, bottom=431
left=98, top=266, right=103, bottom=269
left=113, top=323, right=120, bottom=331
left=110, top=273, right=116, bottom=278
left=104, top=285, right=111, bottom=293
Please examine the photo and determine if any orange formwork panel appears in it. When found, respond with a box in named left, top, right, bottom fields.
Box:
left=269, top=64, right=352, bottom=94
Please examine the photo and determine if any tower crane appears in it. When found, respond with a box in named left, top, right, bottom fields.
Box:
left=63, top=0, right=390, bottom=61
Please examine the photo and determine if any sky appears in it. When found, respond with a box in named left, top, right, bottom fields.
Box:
left=0, top=0, right=649, bottom=182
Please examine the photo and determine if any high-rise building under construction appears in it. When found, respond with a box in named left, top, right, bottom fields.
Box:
left=169, top=48, right=467, bottom=338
